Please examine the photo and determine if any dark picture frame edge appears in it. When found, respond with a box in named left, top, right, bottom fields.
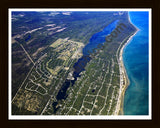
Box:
left=0, top=0, right=160, bottom=128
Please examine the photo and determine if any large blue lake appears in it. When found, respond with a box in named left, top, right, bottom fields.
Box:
left=123, top=12, right=149, bottom=115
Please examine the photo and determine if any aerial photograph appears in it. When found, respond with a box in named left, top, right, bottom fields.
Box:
left=9, top=9, right=151, bottom=119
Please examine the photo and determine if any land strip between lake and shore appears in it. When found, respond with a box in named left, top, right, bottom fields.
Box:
left=114, top=29, right=139, bottom=115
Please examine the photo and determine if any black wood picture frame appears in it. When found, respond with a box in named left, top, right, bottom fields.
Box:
left=0, top=0, right=159, bottom=128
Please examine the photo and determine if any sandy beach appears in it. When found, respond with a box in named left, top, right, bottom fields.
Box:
left=114, top=30, right=139, bottom=115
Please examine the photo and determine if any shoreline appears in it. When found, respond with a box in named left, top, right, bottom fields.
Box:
left=119, top=29, right=139, bottom=115
left=114, top=29, right=139, bottom=115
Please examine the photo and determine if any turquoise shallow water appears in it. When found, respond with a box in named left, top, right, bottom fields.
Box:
left=123, top=12, right=149, bottom=115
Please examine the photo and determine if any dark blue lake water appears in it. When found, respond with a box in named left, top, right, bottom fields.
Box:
left=123, top=12, right=149, bottom=115
left=25, top=34, right=31, bottom=42
left=83, top=20, right=119, bottom=55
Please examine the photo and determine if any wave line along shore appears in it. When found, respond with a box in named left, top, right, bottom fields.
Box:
left=114, top=28, right=139, bottom=115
